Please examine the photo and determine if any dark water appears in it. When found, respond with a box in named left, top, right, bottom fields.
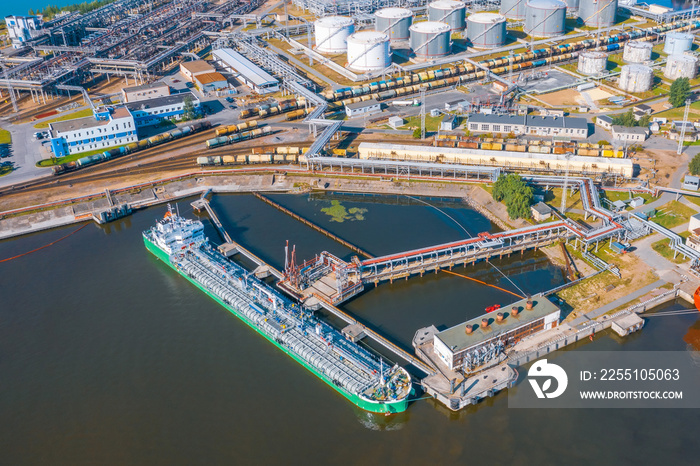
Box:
left=1, top=193, right=699, bottom=465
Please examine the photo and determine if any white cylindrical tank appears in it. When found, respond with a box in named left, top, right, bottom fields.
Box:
left=664, top=32, right=693, bottom=55
left=623, top=41, right=653, bottom=63
left=428, top=1, right=467, bottom=31
left=375, top=8, right=413, bottom=41
left=665, top=54, right=698, bottom=79
left=563, top=0, right=580, bottom=12
left=525, top=0, right=567, bottom=38
left=577, top=51, right=607, bottom=75
left=346, top=31, right=391, bottom=72
left=466, top=13, right=506, bottom=48
left=315, top=16, right=355, bottom=54
left=500, top=0, right=527, bottom=19
left=579, top=0, right=617, bottom=28
left=409, top=21, right=452, bottom=59
left=618, top=64, right=653, bottom=93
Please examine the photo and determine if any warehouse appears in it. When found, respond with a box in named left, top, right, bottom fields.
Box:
left=358, top=142, right=634, bottom=177
left=180, top=60, right=216, bottom=82
left=125, top=92, right=200, bottom=127
left=467, top=114, right=589, bottom=139
left=121, top=82, right=171, bottom=103
left=433, top=297, right=560, bottom=371
left=193, top=72, right=229, bottom=93
left=49, top=107, right=137, bottom=157
left=212, top=48, right=279, bottom=94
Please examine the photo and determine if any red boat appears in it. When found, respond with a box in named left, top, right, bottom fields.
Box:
left=485, top=304, right=501, bottom=313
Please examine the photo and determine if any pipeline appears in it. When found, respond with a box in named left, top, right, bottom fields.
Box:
left=0, top=223, right=88, bottom=263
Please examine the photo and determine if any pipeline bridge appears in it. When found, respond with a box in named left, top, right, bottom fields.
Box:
left=278, top=172, right=631, bottom=307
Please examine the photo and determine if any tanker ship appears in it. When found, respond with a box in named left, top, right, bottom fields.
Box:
left=143, top=206, right=411, bottom=413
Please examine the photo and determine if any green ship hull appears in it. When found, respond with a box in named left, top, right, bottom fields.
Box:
left=144, top=235, right=409, bottom=414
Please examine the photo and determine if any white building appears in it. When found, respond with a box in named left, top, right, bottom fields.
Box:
left=212, top=48, right=279, bottom=95
left=611, top=125, right=649, bottom=142
left=467, top=114, right=589, bottom=139
left=49, top=107, right=137, bottom=157
left=4, top=15, right=43, bottom=48
left=125, top=92, right=200, bottom=127
left=596, top=115, right=613, bottom=130
left=180, top=60, right=216, bottom=82
left=193, top=72, right=229, bottom=94
left=433, top=296, right=560, bottom=371
left=345, top=99, right=381, bottom=117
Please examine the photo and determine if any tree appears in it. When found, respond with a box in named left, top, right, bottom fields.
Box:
left=612, top=110, right=637, bottom=127
left=412, top=128, right=421, bottom=139
left=492, top=174, right=534, bottom=219
left=597, top=140, right=610, bottom=146
left=639, top=114, right=651, bottom=128
left=28, top=8, right=34, bottom=15
left=689, top=153, right=700, bottom=176
left=669, top=77, right=691, bottom=108
left=183, top=95, right=196, bottom=120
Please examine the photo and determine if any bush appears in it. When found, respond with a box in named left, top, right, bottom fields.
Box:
left=689, top=154, right=700, bottom=176
left=412, top=128, right=421, bottom=139
left=669, top=78, right=691, bottom=108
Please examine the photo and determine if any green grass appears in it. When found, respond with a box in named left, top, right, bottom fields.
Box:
left=684, top=195, right=700, bottom=208
left=0, top=128, right=11, bottom=145
left=652, top=200, right=697, bottom=229
left=36, top=144, right=127, bottom=167
left=655, top=101, right=700, bottom=121
left=601, top=190, right=657, bottom=208
left=34, top=108, right=94, bottom=129
left=652, top=231, right=691, bottom=264
left=399, top=115, right=445, bottom=132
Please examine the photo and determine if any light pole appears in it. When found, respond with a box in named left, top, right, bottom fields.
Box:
left=561, top=152, right=573, bottom=214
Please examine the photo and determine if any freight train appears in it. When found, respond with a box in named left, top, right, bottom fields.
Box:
left=434, top=135, right=625, bottom=157
left=52, top=121, right=212, bottom=175
left=215, top=119, right=260, bottom=137
left=197, top=147, right=307, bottom=166
left=205, top=126, right=272, bottom=149
left=321, top=19, right=700, bottom=109
left=239, top=97, right=307, bottom=119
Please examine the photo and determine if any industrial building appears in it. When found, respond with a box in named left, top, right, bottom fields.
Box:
left=612, top=126, right=649, bottom=142
left=212, top=48, right=279, bottom=94
left=49, top=107, right=137, bottom=157
left=345, top=99, right=381, bottom=117
left=180, top=60, right=216, bottom=82
left=596, top=115, right=613, bottom=130
left=125, top=92, right=200, bottom=127
left=192, top=72, right=229, bottom=93
left=466, top=114, right=589, bottom=139
left=4, top=15, right=43, bottom=48
left=433, top=297, right=561, bottom=371
left=531, top=202, right=553, bottom=221
left=121, top=82, right=171, bottom=103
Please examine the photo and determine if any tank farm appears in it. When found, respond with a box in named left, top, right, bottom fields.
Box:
left=320, top=19, right=700, bottom=107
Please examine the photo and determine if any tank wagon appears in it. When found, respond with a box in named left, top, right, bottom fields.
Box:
left=205, top=126, right=272, bottom=149
left=239, top=98, right=307, bottom=120
left=197, top=147, right=308, bottom=166
left=52, top=121, right=212, bottom=175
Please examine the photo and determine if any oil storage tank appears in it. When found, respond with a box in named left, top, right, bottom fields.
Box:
left=665, top=54, right=698, bottom=79
left=347, top=31, right=391, bottom=72
left=410, top=21, right=452, bottom=59
left=466, top=13, right=506, bottom=48
left=579, top=0, right=617, bottom=28
left=315, top=16, right=355, bottom=54
left=500, top=0, right=526, bottom=19
left=577, top=51, right=607, bottom=75
left=375, top=7, right=413, bottom=41
left=525, top=0, right=566, bottom=38
left=428, top=1, right=466, bottom=31
left=564, top=0, right=580, bottom=12
left=618, top=64, right=653, bottom=93
left=664, top=32, right=693, bottom=55
left=623, top=41, right=653, bottom=63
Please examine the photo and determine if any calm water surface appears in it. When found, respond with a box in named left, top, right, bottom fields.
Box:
left=0, top=193, right=698, bottom=465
